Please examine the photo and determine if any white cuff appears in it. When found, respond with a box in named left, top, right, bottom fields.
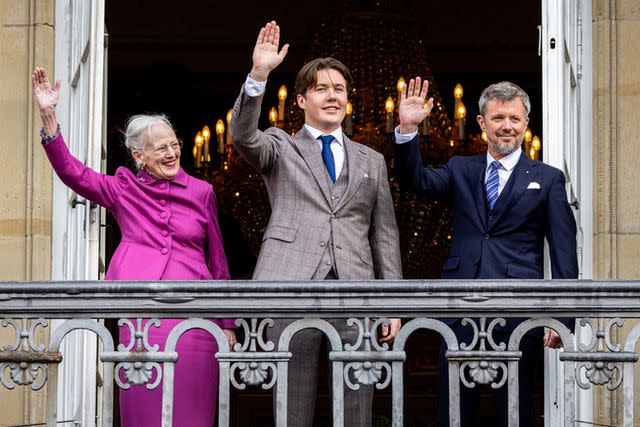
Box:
left=394, top=126, right=418, bottom=144
left=244, top=75, right=266, bottom=97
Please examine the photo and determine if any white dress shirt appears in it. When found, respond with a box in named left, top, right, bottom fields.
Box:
left=394, top=125, right=523, bottom=198
left=484, top=149, right=522, bottom=197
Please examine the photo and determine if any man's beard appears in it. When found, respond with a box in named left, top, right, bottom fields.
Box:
left=488, top=134, right=522, bottom=156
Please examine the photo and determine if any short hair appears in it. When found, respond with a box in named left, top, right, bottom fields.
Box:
left=123, top=114, right=174, bottom=153
left=478, top=81, right=531, bottom=118
left=295, top=57, right=352, bottom=96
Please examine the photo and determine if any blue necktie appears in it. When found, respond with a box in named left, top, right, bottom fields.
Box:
left=486, top=160, right=501, bottom=210
left=319, top=135, right=336, bottom=183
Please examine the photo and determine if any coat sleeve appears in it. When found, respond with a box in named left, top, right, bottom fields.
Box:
left=393, top=134, right=453, bottom=198
left=369, top=155, right=403, bottom=279
left=204, top=186, right=235, bottom=329
left=42, top=133, right=126, bottom=209
left=545, top=170, right=579, bottom=279
left=229, top=87, right=287, bottom=174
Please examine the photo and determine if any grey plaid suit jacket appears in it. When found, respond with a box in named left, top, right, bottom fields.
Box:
left=230, top=88, right=402, bottom=281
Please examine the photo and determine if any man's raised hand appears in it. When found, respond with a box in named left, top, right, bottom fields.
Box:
left=250, top=21, right=289, bottom=82
left=398, top=77, right=434, bottom=134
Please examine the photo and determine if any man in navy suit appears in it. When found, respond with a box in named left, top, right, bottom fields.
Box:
left=393, top=79, right=578, bottom=427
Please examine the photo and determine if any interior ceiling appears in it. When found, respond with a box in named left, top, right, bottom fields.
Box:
left=107, top=1, right=541, bottom=73
left=105, top=0, right=543, bottom=159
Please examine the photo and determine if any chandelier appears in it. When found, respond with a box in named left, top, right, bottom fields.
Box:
left=192, top=8, right=543, bottom=278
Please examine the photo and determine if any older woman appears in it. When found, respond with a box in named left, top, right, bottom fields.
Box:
left=32, top=67, right=234, bottom=426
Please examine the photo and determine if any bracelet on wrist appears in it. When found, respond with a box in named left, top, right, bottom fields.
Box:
left=40, top=123, right=61, bottom=144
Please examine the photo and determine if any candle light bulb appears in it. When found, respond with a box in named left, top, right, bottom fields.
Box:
left=226, top=109, right=232, bottom=125
left=524, top=128, right=532, bottom=143
left=215, top=120, right=225, bottom=135
left=530, top=147, right=536, bottom=159
left=456, top=103, right=466, bottom=119
left=385, top=97, right=395, bottom=113
left=396, top=77, right=406, bottom=92
left=454, top=83, right=463, bottom=100
left=346, top=101, right=353, bottom=115
left=481, top=131, right=488, bottom=142
left=532, top=135, right=541, bottom=151
left=278, top=85, right=287, bottom=100
left=269, top=107, right=278, bottom=124
left=202, top=125, right=210, bottom=142
left=194, top=132, right=203, bottom=167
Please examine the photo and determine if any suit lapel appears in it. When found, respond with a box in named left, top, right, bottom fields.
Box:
left=293, top=127, right=333, bottom=206
left=470, top=155, right=488, bottom=228
left=334, top=135, right=367, bottom=212
left=488, top=152, right=539, bottom=230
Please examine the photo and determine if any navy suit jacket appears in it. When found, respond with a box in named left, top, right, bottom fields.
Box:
left=395, top=136, right=578, bottom=281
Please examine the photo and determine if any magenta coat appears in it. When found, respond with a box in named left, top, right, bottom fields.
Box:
left=44, top=133, right=233, bottom=426
left=43, top=133, right=234, bottom=327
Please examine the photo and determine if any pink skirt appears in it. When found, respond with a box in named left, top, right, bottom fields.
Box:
left=118, top=319, right=221, bottom=427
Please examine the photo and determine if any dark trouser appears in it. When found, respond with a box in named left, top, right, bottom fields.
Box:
left=267, top=318, right=373, bottom=427
left=437, top=330, right=539, bottom=427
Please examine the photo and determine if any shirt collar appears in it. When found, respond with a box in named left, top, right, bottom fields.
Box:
left=136, top=167, right=188, bottom=187
left=304, top=124, right=344, bottom=146
left=486, top=149, right=522, bottom=172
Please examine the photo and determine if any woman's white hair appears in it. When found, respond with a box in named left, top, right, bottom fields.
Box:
left=123, top=114, right=174, bottom=153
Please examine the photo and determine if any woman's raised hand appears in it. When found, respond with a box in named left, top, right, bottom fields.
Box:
left=32, top=67, right=60, bottom=113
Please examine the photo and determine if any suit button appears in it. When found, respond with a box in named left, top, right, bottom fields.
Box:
left=160, top=200, right=167, bottom=206
left=484, top=234, right=490, bottom=240
left=474, top=259, right=479, bottom=265
left=330, top=214, right=336, bottom=219
left=162, top=230, right=169, bottom=237
left=320, top=241, right=326, bottom=247
left=159, top=183, right=167, bottom=190
left=161, top=248, right=168, bottom=255
left=160, top=212, right=167, bottom=219
left=325, top=260, right=331, bottom=266
left=488, top=215, right=494, bottom=221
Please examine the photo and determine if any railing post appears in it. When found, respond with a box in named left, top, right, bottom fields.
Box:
left=448, top=359, right=461, bottom=427
left=507, top=360, right=519, bottom=427
left=275, top=360, right=288, bottom=427
left=217, top=361, right=231, bottom=427
left=331, top=360, right=344, bottom=427
left=45, top=363, right=59, bottom=427
left=391, top=360, right=404, bottom=427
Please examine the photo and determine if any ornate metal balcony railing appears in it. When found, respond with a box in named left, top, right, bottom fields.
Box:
left=1, top=280, right=640, bottom=427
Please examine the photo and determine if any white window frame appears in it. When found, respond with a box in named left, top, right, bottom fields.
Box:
left=52, top=0, right=106, bottom=425
left=541, top=0, right=593, bottom=425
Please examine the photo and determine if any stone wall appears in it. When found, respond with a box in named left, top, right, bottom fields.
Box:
left=592, top=0, right=640, bottom=424
left=0, top=0, right=54, bottom=424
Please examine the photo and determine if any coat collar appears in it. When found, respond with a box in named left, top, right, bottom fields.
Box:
left=470, top=154, right=488, bottom=227
left=136, top=167, right=188, bottom=187
left=293, top=126, right=333, bottom=205
left=486, top=151, right=539, bottom=230
left=334, top=135, right=367, bottom=213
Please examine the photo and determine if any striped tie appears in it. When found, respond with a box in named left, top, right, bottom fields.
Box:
left=486, top=160, right=501, bottom=210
